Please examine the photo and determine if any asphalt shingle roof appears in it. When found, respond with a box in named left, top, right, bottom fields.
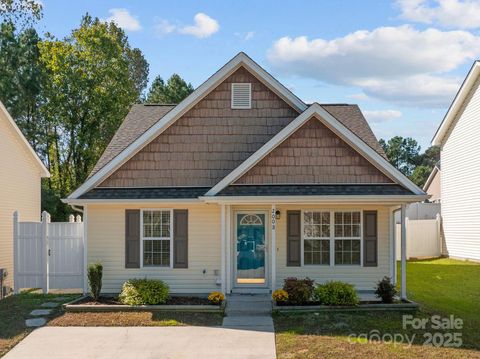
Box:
left=79, top=187, right=210, bottom=200
left=217, top=184, right=413, bottom=197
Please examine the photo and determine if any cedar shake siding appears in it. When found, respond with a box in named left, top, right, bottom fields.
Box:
left=235, top=117, right=393, bottom=185
left=100, top=67, right=299, bottom=187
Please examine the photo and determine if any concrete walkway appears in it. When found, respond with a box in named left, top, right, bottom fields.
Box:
left=5, top=326, right=276, bottom=359
left=222, top=294, right=274, bottom=333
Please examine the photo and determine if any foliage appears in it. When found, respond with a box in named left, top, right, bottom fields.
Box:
left=37, top=15, right=148, bottom=212
left=374, top=276, right=397, bottom=304
left=282, top=277, right=315, bottom=305
left=207, top=291, right=225, bottom=305
left=0, top=0, right=42, bottom=28
left=314, top=281, right=359, bottom=306
left=380, top=136, right=440, bottom=187
left=146, top=74, right=194, bottom=104
left=87, top=262, right=103, bottom=301
left=119, top=278, right=169, bottom=305
left=272, top=289, right=289, bottom=303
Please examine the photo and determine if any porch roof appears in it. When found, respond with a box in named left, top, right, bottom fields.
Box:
left=216, top=184, right=414, bottom=197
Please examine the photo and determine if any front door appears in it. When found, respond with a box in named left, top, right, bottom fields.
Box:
left=235, top=212, right=266, bottom=286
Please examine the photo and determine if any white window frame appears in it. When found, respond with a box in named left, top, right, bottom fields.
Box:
left=140, top=208, right=173, bottom=269
left=333, top=210, right=363, bottom=267
left=301, top=210, right=331, bottom=266
left=231, top=83, right=252, bottom=109
left=301, top=209, right=363, bottom=267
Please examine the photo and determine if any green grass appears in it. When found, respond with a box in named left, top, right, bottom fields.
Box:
left=398, top=258, right=480, bottom=348
left=0, top=290, right=78, bottom=357
left=274, top=258, right=480, bottom=358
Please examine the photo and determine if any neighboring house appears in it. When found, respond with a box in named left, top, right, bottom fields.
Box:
left=423, top=164, right=441, bottom=203
left=65, top=53, right=427, bottom=296
left=432, top=61, right=480, bottom=262
left=0, top=101, right=50, bottom=293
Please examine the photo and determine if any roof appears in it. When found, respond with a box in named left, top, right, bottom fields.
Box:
left=68, top=52, right=418, bottom=201
left=432, top=61, right=480, bottom=146
left=321, top=104, right=386, bottom=159
left=90, top=103, right=386, bottom=181
left=218, top=184, right=414, bottom=197
left=79, top=187, right=209, bottom=200
left=0, top=101, right=50, bottom=177
left=206, top=103, right=425, bottom=196
left=90, top=104, right=175, bottom=177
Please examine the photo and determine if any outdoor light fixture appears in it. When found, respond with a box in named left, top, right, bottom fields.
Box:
left=275, top=210, right=281, bottom=220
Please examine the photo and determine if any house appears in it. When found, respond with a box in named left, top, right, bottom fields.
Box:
left=65, top=53, right=427, bottom=298
left=0, top=101, right=50, bottom=294
left=432, top=61, right=480, bottom=262
left=423, top=164, right=441, bottom=203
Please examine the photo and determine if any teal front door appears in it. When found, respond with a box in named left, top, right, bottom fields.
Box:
left=236, top=213, right=266, bottom=285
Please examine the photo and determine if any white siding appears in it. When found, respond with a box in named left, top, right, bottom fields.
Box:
left=442, top=77, right=480, bottom=261
left=0, top=111, right=43, bottom=289
left=87, top=203, right=221, bottom=293
left=274, top=205, right=391, bottom=291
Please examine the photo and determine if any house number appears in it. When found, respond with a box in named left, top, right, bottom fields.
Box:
left=271, top=209, right=276, bottom=230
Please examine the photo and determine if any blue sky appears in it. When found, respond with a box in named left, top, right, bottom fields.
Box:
left=35, top=0, right=480, bottom=150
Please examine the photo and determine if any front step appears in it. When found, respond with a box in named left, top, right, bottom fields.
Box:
left=231, top=288, right=271, bottom=295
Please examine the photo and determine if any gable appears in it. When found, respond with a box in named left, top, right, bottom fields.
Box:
left=0, top=102, right=49, bottom=177
left=99, top=66, right=299, bottom=187
left=235, top=116, right=393, bottom=185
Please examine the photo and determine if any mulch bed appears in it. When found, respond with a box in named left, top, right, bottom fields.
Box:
left=74, top=296, right=213, bottom=306
left=275, top=300, right=384, bottom=306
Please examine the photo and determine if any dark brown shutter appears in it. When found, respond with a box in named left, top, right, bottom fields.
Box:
left=173, top=209, right=188, bottom=268
left=363, top=210, right=378, bottom=267
left=125, top=209, right=140, bottom=268
left=287, top=210, right=301, bottom=266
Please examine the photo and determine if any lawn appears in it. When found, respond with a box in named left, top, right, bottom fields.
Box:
left=274, top=258, right=480, bottom=359
left=0, top=291, right=78, bottom=357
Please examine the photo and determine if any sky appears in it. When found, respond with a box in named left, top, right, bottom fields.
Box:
left=34, top=0, right=480, bottom=150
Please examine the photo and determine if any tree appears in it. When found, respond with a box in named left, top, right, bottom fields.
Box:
left=0, top=0, right=42, bottom=28
left=410, top=165, right=432, bottom=187
left=39, top=15, right=149, bottom=212
left=379, top=136, right=421, bottom=176
left=146, top=74, right=194, bottom=104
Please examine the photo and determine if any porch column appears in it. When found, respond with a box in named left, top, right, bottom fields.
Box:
left=226, top=205, right=231, bottom=293
left=400, top=204, right=407, bottom=301
left=220, top=204, right=226, bottom=294
left=271, top=204, right=277, bottom=291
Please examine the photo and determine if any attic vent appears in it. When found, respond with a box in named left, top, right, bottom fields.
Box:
left=231, top=83, right=251, bottom=109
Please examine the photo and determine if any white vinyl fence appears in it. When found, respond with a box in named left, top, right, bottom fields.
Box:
left=396, top=214, right=442, bottom=260
left=13, top=211, right=84, bottom=293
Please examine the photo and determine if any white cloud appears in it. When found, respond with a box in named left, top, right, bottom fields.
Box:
left=155, top=19, right=176, bottom=35
left=267, top=25, right=479, bottom=107
left=104, top=8, right=141, bottom=31
left=155, top=13, right=219, bottom=39
left=397, top=0, right=480, bottom=29
left=363, top=109, right=402, bottom=123
left=348, top=93, right=370, bottom=101
left=235, top=31, right=255, bottom=41
left=179, top=13, right=219, bottom=38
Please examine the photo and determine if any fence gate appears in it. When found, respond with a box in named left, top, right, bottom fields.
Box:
left=14, top=211, right=84, bottom=293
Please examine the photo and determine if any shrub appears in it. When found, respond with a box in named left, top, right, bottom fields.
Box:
left=208, top=291, right=225, bottom=304
left=315, top=281, right=359, bottom=306
left=375, top=276, right=397, bottom=303
left=119, top=278, right=169, bottom=305
left=282, top=277, right=314, bottom=304
left=87, top=262, right=103, bottom=301
left=272, top=289, right=289, bottom=303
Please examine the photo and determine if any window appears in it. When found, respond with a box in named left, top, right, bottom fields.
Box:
left=142, top=210, right=172, bottom=267
left=334, top=211, right=361, bottom=265
left=231, top=83, right=251, bottom=109
left=303, top=211, right=330, bottom=265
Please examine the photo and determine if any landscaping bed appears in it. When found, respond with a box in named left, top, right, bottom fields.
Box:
left=273, top=300, right=419, bottom=312
left=64, top=295, right=225, bottom=313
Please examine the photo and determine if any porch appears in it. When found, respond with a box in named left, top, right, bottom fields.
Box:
left=212, top=200, right=410, bottom=301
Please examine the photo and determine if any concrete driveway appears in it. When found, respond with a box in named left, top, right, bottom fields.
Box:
left=4, top=326, right=276, bottom=359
